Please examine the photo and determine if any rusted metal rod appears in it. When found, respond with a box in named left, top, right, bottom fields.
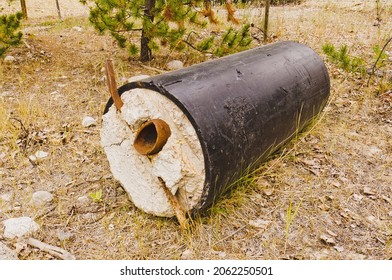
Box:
left=158, top=177, right=189, bottom=230
left=105, top=59, right=123, bottom=112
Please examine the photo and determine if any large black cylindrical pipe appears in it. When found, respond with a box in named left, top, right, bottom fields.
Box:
left=103, top=41, right=330, bottom=213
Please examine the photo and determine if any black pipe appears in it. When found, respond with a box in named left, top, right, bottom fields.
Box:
left=103, top=41, right=330, bottom=212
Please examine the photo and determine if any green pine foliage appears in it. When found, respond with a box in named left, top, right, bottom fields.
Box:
left=81, top=0, right=253, bottom=61
left=322, top=43, right=365, bottom=74
left=372, top=45, right=389, bottom=68
left=215, top=24, right=252, bottom=57
left=0, top=12, right=23, bottom=57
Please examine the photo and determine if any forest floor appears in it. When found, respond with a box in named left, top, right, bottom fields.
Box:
left=0, top=0, right=391, bottom=259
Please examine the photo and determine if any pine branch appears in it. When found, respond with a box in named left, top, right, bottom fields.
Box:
left=226, top=2, right=240, bottom=24
left=182, top=31, right=213, bottom=54
left=201, top=0, right=218, bottom=24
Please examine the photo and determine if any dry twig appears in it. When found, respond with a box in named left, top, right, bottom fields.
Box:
left=27, top=238, right=76, bottom=260
left=367, top=35, right=392, bottom=86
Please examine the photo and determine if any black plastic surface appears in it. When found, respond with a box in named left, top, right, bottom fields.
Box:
left=103, top=41, right=330, bottom=212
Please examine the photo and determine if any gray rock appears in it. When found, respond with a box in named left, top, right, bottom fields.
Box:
left=0, top=192, right=13, bottom=202
left=31, top=191, right=53, bottom=206
left=218, top=251, right=227, bottom=258
left=72, top=26, right=83, bottom=32
left=365, top=145, right=382, bottom=157
left=2, top=217, right=40, bottom=239
left=29, top=150, right=49, bottom=163
left=127, top=74, right=150, bottom=83
left=0, top=242, right=18, bottom=260
left=4, top=56, right=16, bottom=63
left=180, top=249, right=194, bottom=260
left=56, top=229, right=74, bottom=241
left=76, top=195, right=90, bottom=207
left=82, top=116, right=97, bottom=127
left=0, top=192, right=14, bottom=213
left=166, top=60, right=184, bottom=70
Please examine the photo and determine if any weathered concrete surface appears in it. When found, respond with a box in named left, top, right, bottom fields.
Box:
left=101, top=88, right=205, bottom=217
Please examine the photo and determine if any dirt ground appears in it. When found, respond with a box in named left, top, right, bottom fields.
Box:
left=0, top=0, right=391, bottom=260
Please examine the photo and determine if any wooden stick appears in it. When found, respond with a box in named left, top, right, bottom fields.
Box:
left=20, top=0, right=28, bottom=19
left=264, top=0, right=270, bottom=43
left=55, top=0, right=62, bottom=20
left=27, top=238, right=76, bottom=260
left=105, top=59, right=123, bottom=112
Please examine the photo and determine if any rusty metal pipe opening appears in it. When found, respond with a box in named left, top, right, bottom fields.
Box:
left=134, top=119, right=171, bottom=155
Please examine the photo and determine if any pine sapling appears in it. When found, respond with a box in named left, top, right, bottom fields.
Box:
left=81, top=0, right=252, bottom=61
left=0, top=12, right=23, bottom=57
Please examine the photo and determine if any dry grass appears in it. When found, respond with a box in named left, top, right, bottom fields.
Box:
left=0, top=0, right=391, bottom=260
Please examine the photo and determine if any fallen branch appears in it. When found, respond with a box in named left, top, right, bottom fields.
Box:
left=27, top=238, right=76, bottom=260
left=140, top=64, right=167, bottom=74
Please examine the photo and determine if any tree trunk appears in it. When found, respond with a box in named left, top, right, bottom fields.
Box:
left=264, top=0, right=270, bottom=43
left=140, top=0, right=155, bottom=62
left=20, top=0, right=28, bottom=19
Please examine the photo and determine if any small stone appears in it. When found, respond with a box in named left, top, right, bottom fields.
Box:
left=28, top=155, right=37, bottom=162
left=365, top=145, right=382, bottom=157
left=218, top=251, right=227, bottom=258
left=31, top=191, right=53, bottom=206
left=180, top=249, right=194, bottom=260
left=127, top=75, right=150, bottom=83
left=331, top=180, right=341, bottom=188
left=312, top=248, right=330, bottom=259
left=346, top=252, right=366, bottom=260
left=103, top=174, right=112, bottom=180
left=263, top=188, right=274, bottom=196
left=326, top=230, right=337, bottom=237
left=56, top=229, right=73, bottom=241
left=14, top=242, right=27, bottom=254
left=382, top=195, right=392, bottom=204
left=28, top=150, right=49, bottom=163
left=0, top=192, right=13, bottom=202
left=82, top=213, right=96, bottom=221
left=353, top=193, right=363, bottom=202
left=320, top=234, right=336, bottom=245
left=72, top=26, right=83, bottom=32
left=77, top=196, right=90, bottom=207
left=108, top=224, right=115, bottom=231
left=2, top=217, right=40, bottom=239
left=388, top=211, right=392, bottom=217
left=363, top=187, right=376, bottom=196
left=13, top=201, right=21, bottom=211
left=166, top=60, right=184, bottom=70
left=35, top=150, right=49, bottom=160
left=0, top=242, right=18, bottom=260
left=4, top=55, right=16, bottom=63
left=249, top=219, right=271, bottom=229
left=366, top=215, right=380, bottom=226
left=334, top=245, right=344, bottom=253
left=82, top=116, right=97, bottom=127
